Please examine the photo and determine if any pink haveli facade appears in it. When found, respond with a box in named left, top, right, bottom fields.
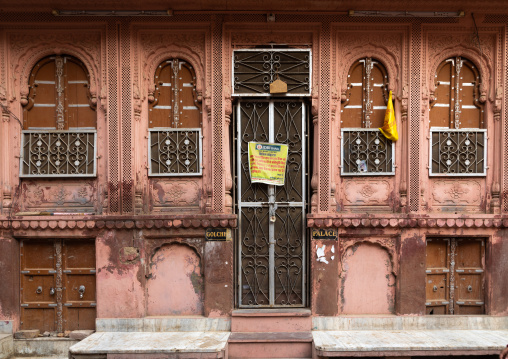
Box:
left=1, top=1, right=508, bottom=358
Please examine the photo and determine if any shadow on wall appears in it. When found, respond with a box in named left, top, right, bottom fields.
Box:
left=340, top=242, right=395, bottom=314
left=147, top=243, right=204, bottom=316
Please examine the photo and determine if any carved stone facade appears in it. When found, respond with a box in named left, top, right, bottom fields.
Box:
left=1, top=4, right=508, bottom=358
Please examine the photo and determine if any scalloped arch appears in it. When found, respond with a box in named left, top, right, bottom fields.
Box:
left=146, top=240, right=203, bottom=279
left=18, top=45, right=99, bottom=99
left=338, top=47, right=400, bottom=96
left=144, top=46, right=205, bottom=97
left=340, top=239, right=397, bottom=277
left=427, top=48, right=492, bottom=96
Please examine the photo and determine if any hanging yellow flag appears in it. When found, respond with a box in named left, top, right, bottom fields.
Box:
left=379, top=90, right=398, bottom=141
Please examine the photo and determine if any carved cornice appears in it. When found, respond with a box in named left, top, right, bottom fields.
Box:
left=307, top=214, right=507, bottom=229
left=0, top=214, right=237, bottom=231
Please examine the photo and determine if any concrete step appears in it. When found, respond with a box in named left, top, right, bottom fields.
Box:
left=228, top=332, right=312, bottom=359
left=0, top=334, right=14, bottom=359
left=231, top=309, right=311, bottom=332
left=11, top=357, right=67, bottom=359
left=13, top=338, right=78, bottom=357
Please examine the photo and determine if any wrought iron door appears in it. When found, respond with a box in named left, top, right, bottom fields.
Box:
left=237, top=100, right=307, bottom=307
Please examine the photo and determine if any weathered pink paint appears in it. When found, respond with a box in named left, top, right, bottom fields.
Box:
left=147, top=244, right=203, bottom=316
left=96, top=236, right=145, bottom=318
left=231, top=315, right=311, bottom=332
left=341, top=242, right=395, bottom=314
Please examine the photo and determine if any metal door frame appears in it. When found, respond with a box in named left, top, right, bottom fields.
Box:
left=236, top=99, right=307, bottom=308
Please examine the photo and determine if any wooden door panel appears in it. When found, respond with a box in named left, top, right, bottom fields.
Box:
left=64, top=274, right=96, bottom=303
left=456, top=239, right=483, bottom=268
left=426, top=239, right=448, bottom=268
left=22, top=241, right=55, bottom=269
left=456, top=273, right=483, bottom=301
left=456, top=305, right=484, bottom=315
left=64, top=240, right=95, bottom=269
left=426, top=305, right=447, bottom=315
left=64, top=308, right=96, bottom=331
left=426, top=274, right=448, bottom=301
left=21, top=308, right=56, bottom=332
left=22, top=275, right=56, bottom=303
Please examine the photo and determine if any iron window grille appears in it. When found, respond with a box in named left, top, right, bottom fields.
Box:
left=20, top=130, right=97, bottom=177
left=429, top=128, right=487, bottom=176
left=341, top=128, right=395, bottom=175
left=232, top=49, right=312, bottom=96
left=148, top=128, right=202, bottom=176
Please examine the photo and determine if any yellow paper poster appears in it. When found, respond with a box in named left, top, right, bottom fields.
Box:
left=248, top=142, right=288, bottom=186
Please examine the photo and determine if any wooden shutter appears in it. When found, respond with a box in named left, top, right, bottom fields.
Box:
left=149, top=59, right=201, bottom=129
left=430, top=57, right=483, bottom=129
left=341, top=58, right=389, bottom=128
left=23, top=55, right=95, bottom=130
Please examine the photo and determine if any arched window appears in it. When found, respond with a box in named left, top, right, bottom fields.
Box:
left=148, top=58, right=202, bottom=176
left=429, top=57, right=486, bottom=175
left=340, top=58, right=394, bottom=175
left=20, top=55, right=97, bottom=177
left=341, top=57, right=389, bottom=128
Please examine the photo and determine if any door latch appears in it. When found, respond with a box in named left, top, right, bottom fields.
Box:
left=78, top=285, right=85, bottom=299
left=36, top=286, right=42, bottom=294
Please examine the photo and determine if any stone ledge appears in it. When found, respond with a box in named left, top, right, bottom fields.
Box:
left=69, top=332, right=230, bottom=354
left=96, top=317, right=231, bottom=332
left=312, top=329, right=508, bottom=357
left=312, top=315, right=508, bottom=331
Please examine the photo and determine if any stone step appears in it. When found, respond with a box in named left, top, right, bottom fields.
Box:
left=13, top=338, right=79, bottom=357
left=0, top=334, right=14, bottom=359
left=11, top=357, right=67, bottom=359
left=231, top=309, right=311, bottom=332
left=228, top=332, right=312, bottom=359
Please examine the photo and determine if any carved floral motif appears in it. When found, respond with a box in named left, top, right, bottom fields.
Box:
left=431, top=180, right=482, bottom=205
left=22, top=182, right=95, bottom=209
left=343, top=179, right=391, bottom=205
left=151, top=180, right=200, bottom=207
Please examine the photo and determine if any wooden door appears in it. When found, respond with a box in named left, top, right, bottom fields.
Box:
left=21, top=239, right=96, bottom=332
left=20, top=240, right=57, bottom=332
left=62, top=240, right=96, bottom=331
left=426, top=238, right=485, bottom=315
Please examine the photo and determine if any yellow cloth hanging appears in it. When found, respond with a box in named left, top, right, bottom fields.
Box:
left=379, top=90, right=398, bottom=141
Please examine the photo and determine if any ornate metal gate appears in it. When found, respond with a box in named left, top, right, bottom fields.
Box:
left=236, top=100, right=307, bottom=307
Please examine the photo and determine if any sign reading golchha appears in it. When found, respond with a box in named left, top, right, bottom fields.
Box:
left=248, top=142, right=288, bottom=186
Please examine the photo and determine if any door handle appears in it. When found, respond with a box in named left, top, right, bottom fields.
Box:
left=78, top=285, right=85, bottom=299
left=36, top=286, right=42, bottom=294
left=49, top=287, right=55, bottom=295
left=467, top=285, right=473, bottom=293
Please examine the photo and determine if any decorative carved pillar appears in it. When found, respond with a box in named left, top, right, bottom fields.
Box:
left=211, top=15, right=225, bottom=213
left=310, top=94, right=319, bottom=213
left=399, top=85, right=409, bottom=212
left=0, top=86, right=12, bottom=214
left=492, top=87, right=503, bottom=213
left=204, top=90, right=213, bottom=214
left=223, top=84, right=233, bottom=214
left=318, top=20, right=332, bottom=213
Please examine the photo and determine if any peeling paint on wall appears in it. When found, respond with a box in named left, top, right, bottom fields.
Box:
left=147, top=243, right=203, bottom=316
left=341, top=242, right=395, bottom=314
